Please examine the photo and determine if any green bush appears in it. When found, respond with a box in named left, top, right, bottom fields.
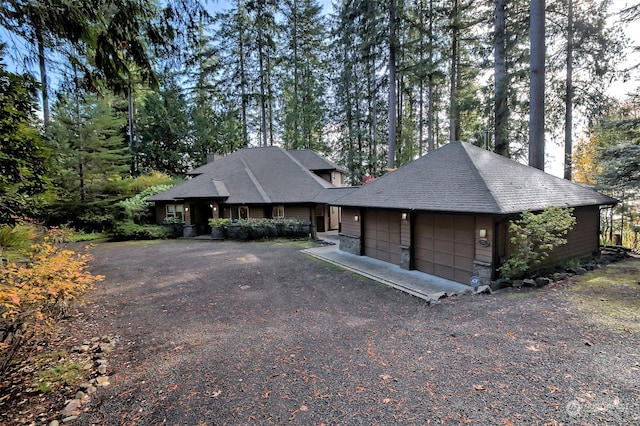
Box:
left=499, top=206, right=576, bottom=279
left=117, top=183, right=174, bottom=225
left=110, top=221, right=176, bottom=241
left=0, top=223, right=37, bottom=252
left=221, top=218, right=309, bottom=241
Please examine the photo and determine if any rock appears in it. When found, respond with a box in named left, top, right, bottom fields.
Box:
left=99, top=343, right=114, bottom=353
left=512, top=280, right=524, bottom=288
left=523, top=279, right=536, bottom=287
left=568, top=267, right=587, bottom=275
left=535, top=277, right=550, bottom=288
left=96, top=376, right=110, bottom=387
left=62, top=399, right=81, bottom=417
left=62, top=416, right=79, bottom=423
left=75, top=391, right=85, bottom=400
left=49, top=421, right=60, bottom=426
left=474, top=285, right=492, bottom=294
left=97, top=364, right=107, bottom=375
left=495, top=278, right=512, bottom=289
left=552, top=272, right=567, bottom=281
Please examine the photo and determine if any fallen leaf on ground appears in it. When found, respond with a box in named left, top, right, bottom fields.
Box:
left=472, top=384, right=487, bottom=391
left=526, top=345, right=541, bottom=351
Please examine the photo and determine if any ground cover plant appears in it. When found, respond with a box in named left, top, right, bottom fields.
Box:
left=0, top=225, right=103, bottom=374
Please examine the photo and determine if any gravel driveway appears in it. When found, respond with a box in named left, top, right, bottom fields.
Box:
left=74, top=239, right=638, bottom=425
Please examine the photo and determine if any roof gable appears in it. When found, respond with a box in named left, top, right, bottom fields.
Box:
left=334, top=141, right=617, bottom=214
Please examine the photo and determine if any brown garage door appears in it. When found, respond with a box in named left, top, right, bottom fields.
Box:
left=364, top=209, right=401, bottom=265
left=415, top=213, right=474, bottom=283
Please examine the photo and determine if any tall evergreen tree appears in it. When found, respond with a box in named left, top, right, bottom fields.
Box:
left=49, top=92, right=129, bottom=202
left=135, top=75, right=191, bottom=175
left=279, top=0, right=329, bottom=153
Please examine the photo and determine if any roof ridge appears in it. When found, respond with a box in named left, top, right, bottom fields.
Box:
left=240, top=157, right=271, bottom=203
left=456, top=142, right=504, bottom=212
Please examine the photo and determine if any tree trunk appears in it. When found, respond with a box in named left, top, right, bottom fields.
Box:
left=449, top=0, right=459, bottom=143
left=564, top=0, right=574, bottom=180
left=387, top=0, right=397, bottom=169
left=36, top=27, right=50, bottom=130
left=494, top=0, right=508, bottom=156
left=529, top=0, right=546, bottom=170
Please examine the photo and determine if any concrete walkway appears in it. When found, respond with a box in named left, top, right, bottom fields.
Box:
left=303, top=232, right=474, bottom=303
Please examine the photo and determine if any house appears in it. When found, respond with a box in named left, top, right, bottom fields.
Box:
left=332, top=141, right=617, bottom=286
left=147, top=147, right=345, bottom=236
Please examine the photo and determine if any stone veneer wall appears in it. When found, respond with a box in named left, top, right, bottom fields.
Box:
left=339, top=233, right=361, bottom=255
left=473, top=260, right=492, bottom=285
left=400, top=246, right=410, bottom=270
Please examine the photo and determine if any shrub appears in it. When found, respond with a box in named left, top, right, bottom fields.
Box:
left=110, top=221, right=176, bottom=241
left=117, top=184, right=175, bottom=225
left=223, top=218, right=309, bottom=241
left=499, top=206, right=576, bottom=279
left=0, top=223, right=38, bottom=253
left=0, top=236, right=103, bottom=374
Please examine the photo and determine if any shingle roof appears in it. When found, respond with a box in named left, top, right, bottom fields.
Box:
left=147, top=178, right=229, bottom=201
left=148, top=146, right=336, bottom=204
left=332, top=141, right=617, bottom=214
left=287, top=149, right=346, bottom=173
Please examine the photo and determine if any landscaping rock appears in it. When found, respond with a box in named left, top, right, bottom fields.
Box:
left=62, top=399, right=81, bottom=417
left=535, top=277, right=550, bottom=288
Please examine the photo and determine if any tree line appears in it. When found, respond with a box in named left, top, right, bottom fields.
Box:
left=0, top=0, right=638, bottom=233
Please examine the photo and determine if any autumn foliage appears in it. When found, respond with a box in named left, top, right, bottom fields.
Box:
left=0, top=235, right=103, bottom=373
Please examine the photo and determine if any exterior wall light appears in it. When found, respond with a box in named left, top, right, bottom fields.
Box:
left=401, top=212, right=408, bottom=220
left=354, top=215, right=359, bottom=222
left=479, top=228, right=487, bottom=238
left=184, top=207, right=189, bottom=212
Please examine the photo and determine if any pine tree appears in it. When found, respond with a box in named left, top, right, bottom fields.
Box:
left=279, top=0, right=329, bottom=153
left=49, top=92, right=129, bottom=202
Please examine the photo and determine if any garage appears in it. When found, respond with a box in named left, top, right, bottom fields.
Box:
left=364, top=209, right=401, bottom=265
left=415, top=213, right=475, bottom=283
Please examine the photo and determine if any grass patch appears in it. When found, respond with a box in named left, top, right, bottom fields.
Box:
left=567, top=257, right=640, bottom=333
left=31, top=351, right=90, bottom=393
left=266, top=238, right=314, bottom=248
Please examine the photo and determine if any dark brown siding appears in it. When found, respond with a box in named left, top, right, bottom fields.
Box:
left=284, top=205, right=310, bottom=222
left=475, top=215, right=494, bottom=264
left=364, top=209, right=401, bottom=265
left=155, top=204, right=166, bottom=223
left=415, top=213, right=475, bottom=283
left=341, top=207, right=361, bottom=237
left=545, top=205, right=601, bottom=266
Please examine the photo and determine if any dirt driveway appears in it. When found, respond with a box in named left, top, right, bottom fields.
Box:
left=73, top=239, right=638, bottom=425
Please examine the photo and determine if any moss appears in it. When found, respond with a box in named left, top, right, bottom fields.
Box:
left=567, top=258, right=640, bottom=333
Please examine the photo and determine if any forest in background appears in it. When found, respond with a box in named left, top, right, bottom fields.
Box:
left=0, top=0, right=639, bottom=243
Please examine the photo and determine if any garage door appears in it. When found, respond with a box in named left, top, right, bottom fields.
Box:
left=364, top=209, right=401, bottom=265
left=415, top=213, right=474, bottom=283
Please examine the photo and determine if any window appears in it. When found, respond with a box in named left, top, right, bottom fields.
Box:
left=166, top=204, right=184, bottom=222
left=272, top=205, right=285, bottom=219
